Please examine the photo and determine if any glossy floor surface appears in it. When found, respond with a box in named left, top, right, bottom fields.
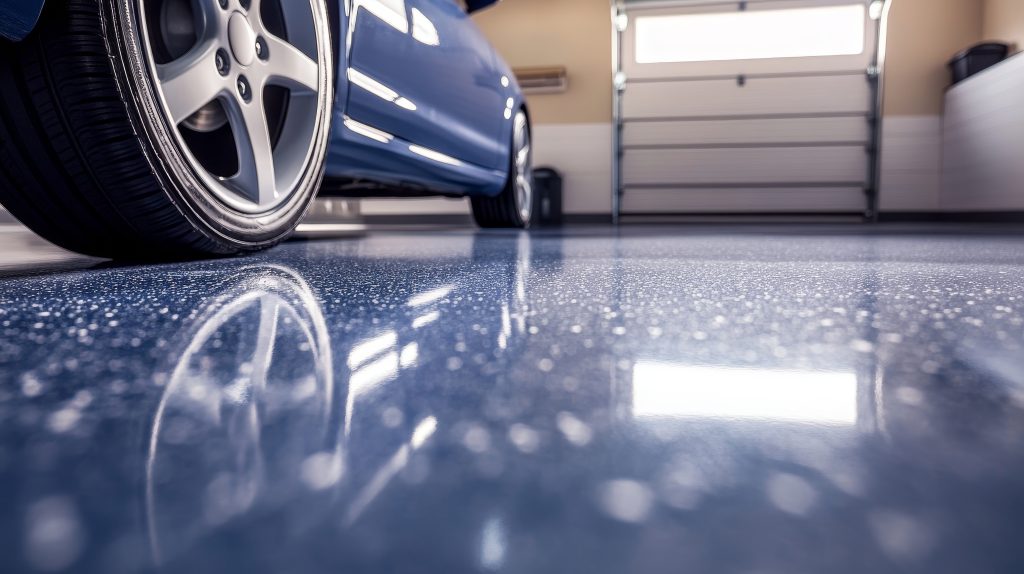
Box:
left=2, top=225, right=1024, bottom=573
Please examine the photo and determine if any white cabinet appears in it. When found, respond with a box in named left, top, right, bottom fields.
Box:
left=941, top=53, right=1024, bottom=211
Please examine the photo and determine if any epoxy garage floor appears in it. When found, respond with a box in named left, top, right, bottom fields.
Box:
left=2, top=225, right=1024, bottom=573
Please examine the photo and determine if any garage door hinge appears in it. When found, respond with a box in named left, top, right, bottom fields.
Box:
left=614, top=72, right=627, bottom=92
left=866, top=65, right=880, bottom=80
left=615, top=12, right=629, bottom=32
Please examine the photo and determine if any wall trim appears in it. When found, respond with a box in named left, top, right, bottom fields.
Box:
left=360, top=214, right=474, bottom=226
left=878, top=211, right=1024, bottom=222
left=359, top=214, right=615, bottom=226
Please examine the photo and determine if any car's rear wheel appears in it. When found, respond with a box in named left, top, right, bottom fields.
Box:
left=0, top=0, right=333, bottom=258
left=471, top=110, right=534, bottom=229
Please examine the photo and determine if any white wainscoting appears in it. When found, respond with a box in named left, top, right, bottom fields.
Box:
left=532, top=123, right=613, bottom=215
left=352, top=115, right=955, bottom=217
left=941, top=53, right=1024, bottom=212
left=359, top=197, right=471, bottom=217
left=359, top=122, right=614, bottom=217
left=878, top=116, right=942, bottom=212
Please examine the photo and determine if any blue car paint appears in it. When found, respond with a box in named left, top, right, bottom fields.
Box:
left=4, top=0, right=523, bottom=199
left=0, top=0, right=45, bottom=41
left=328, top=0, right=523, bottom=198
left=346, top=0, right=507, bottom=170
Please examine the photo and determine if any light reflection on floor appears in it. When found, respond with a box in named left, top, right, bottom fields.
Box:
left=1, top=225, right=1024, bottom=573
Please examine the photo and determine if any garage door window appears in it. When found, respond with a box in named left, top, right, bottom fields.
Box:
left=635, top=4, right=867, bottom=64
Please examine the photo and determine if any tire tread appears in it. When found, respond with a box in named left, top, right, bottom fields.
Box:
left=470, top=115, right=530, bottom=230
left=0, top=0, right=236, bottom=258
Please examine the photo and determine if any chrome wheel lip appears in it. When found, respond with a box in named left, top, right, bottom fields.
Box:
left=138, top=0, right=329, bottom=216
left=513, top=111, right=533, bottom=225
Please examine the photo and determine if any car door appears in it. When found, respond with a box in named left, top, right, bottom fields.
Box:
left=346, top=0, right=508, bottom=170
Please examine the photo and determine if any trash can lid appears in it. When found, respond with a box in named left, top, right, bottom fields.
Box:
left=950, top=42, right=1010, bottom=62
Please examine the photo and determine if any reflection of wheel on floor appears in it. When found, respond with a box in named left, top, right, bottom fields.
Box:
left=0, top=0, right=333, bottom=258
left=146, top=264, right=336, bottom=563
left=471, top=110, right=534, bottom=229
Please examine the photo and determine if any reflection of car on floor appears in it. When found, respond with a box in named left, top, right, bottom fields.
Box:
left=143, top=233, right=544, bottom=568
left=0, top=0, right=532, bottom=258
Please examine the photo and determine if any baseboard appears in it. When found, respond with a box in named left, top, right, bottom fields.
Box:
left=879, top=212, right=1024, bottom=223
left=360, top=214, right=475, bottom=226
left=620, top=212, right=866, bottom=224
left=359, top=213, right=614, bottom=226
left=564, top=214, right=613, bottom=225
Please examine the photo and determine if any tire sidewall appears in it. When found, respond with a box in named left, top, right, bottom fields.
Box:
left=100, top=0, right=333, bottom=250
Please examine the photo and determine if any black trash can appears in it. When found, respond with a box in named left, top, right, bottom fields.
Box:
left=948, top=43, right=1009, bottom=85
left=533, top=167, right=563, bottom=227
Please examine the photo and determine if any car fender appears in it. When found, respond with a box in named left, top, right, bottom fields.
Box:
left=1, top=0, right=46, bottom=41
left=494, top=56, right=527, bottom=165
left=333, top=0, right=352, bottom=119
left=324, top=0, right=518, bottom=197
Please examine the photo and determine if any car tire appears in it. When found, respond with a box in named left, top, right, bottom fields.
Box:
left=471, top=110, right=533, bottom=229
left=0, top=0, right=333, bottom=258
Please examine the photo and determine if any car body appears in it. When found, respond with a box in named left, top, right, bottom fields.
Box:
left=0, top=0, right=45, bottom=41
left=326, top=0, right=526, bottom=200
left=1, top=0, right=524, bottom=204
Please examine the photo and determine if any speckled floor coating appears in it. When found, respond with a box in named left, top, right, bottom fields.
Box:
left=1, top=225, right=1024, bottom=573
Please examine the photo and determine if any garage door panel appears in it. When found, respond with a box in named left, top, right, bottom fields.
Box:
left=622, top=147, right=868, bottom=186
left=623, top=0, right=877, bottom=78
left=621, top=187, right=867, bottom=213
left=623, top=117, right=870, bottom=147
left=616, top=0, right=876, bottom=215
left=623, top=75, right=871, bottom=119
left=625, top=60, right=873, bottom=80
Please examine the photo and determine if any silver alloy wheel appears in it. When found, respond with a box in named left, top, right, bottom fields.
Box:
left=513, top=111, right=534, bottom=224
left=140, top=0, right=327, bottom=214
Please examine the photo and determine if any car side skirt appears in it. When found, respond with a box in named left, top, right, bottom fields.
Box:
left=324, top=114, right=507, bottom=199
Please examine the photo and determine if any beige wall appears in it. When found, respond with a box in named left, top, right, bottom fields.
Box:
left=477, top=0, right=997, bottom=120
left=474, top=0, right=612, bottom=125
left=477, top=0, right=994, bottom=121
left=472, top=0, right=1013, bottom=214
left=479, top=0, right=999, bottom=120
left=882, top=0, right=983, bottom=116
left=984, top=0, right=1024, bottom=53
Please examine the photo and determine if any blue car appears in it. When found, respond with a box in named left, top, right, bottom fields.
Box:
left=0, top=0, right=532, bottom=257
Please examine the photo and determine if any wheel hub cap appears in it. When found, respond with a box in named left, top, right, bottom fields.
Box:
left=143, top=0, right=327, bottom=214
left=228, top=12, right=256, bottom=67
left=513, top=112, right=533, bottom=224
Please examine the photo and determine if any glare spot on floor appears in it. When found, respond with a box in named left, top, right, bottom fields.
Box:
left=869, top=510, right=936, bottom=562
left=508, top=423, right=540, bottom=454
left=25, top=496, right=84, bottom=572
left=462, top=424, right=491, bottom=454
left=301, top=452, right=345, bottom=491
left=596, top=479, right=655, bottom=524
left=766, top=472, right=818, bottom=516
left=556, top=412, right=593, bottom=447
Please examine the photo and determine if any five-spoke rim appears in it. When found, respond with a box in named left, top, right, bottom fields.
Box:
left=141, top=0, right=324, bottom=214
left=513, top=111, right=533, bottom=225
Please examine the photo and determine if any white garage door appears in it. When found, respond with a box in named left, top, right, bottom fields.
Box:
left=614, top=0, right=882, bottom=217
